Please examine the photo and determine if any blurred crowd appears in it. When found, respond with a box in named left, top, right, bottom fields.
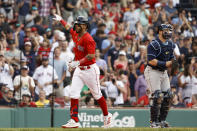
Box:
left=0, top=0, right=196, bottom=108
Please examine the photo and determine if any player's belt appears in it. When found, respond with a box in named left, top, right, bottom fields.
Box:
left=147, top=65, right=166, bottom=72
left=78, top=65, right=91, bottom=70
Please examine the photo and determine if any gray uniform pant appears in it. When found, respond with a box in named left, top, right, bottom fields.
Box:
left=144, top=66, right=170, bottom=93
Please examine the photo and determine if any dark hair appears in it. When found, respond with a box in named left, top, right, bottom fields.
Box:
left=96, top=29, right=104, bottom=36
left=98, top=23, right=106, bottom=28
left=171, top=62, right=179, bottom=75
left=34, top=16, right=42, bottom=23
left=85, top=95, right=92, bottom=105
left=184, top=64, right=190, bottom=76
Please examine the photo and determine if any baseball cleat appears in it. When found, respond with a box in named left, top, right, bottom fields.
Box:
left=102, top=112, right=113, bottom=128
left=160, top=121, right=170, bottom=128
left=150, top=121, right=161, bottom=128
left=61, top=119, right=80, bottom=128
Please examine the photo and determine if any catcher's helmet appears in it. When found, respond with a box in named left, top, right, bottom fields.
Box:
left=73, top=16, right=89, bottom=31
left=158, top=24, right=173, bottom=39
left=158, top=24, right=173, bottom=31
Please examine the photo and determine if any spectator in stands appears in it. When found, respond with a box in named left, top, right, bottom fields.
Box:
left=35, top=90, right=49, bottom=108
left=117, top=70, right=130, bottom=104
left=19, top=94, right=36, bottom=107
left=23, top=41, right=36, bottom=76
left=178, top=64, right=196, bottom=106
left=4, top=39, right=24, bottom=67
left=135, top=88, right=150, bottom=107
left=59, top=40, right=74, bottom=87
left=33, top=56, right=58, bottom=101
left=0, top=83, right=8, bottom=100
left=103, top=12, right=115, bottom=31
left=101, top=72, right=126, bottom=106
left=114, top=50, right=128, bottom=71
left=136, top=0, right=150, bottom=33
left=45, top=28, right=53, bottom=43
left=17, top=0, right=32, bottom=24
left=185, top=40, right=197, bottom=64
left=85, top=95, right=95, bottom=108
left=108, top=37, right=121, bottom=71
left=95, top=48, right=108, bottom=76
left=0, top=89, right=17, bottom=106
left=0, top=52, right=14, bottom=90
left=134, top=71, right=148, bottom=103
left=0, top=13, right=10, bottom=33
left=30, top=27, right=43, bottom=50
left=39, top=0, right=53, bottom=25
left=101, top=31, right=116, bottom=62
left=25, top=6, right=39, bottom=27
left=74, top=0, right=92, bottom=20
left=45, top=93, right=61, bottom=108
left=147, top=27, right=155, bottom=41
left=152, top=2, right=166, bottom=27
left=80, top=85, right=91, bottom=102
left=171, top=94, right=186, bottom=108
left=37, top=38, right=51, bottom=62
left=13, top=65, right=35, bottom=101
left=170, top=62, right=180, bottom=94
left=191, top=18, right=197, bottom=36
left=134, top=43, right=147, bottom=74
left=164, top=0, right=178, bottom=21
left=123, top=1, right=139, bottom=32
left=49, top=31, right=65, bottom=60
left=93, top=28, right=106, bottom=51
left=128, top=59, right=139, bottom=104
left=59, top=40, right=74, bottom=61
left=0, top=0, right=14, bottom=21
left=33, top=16, right=45, bottom=36
left=49, top=47, right=67, bottom=97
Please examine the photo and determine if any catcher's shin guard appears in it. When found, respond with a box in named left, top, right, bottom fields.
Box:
left=159, top=89, right=174, bottom=122
left=150, top=90, right=163, bottom=123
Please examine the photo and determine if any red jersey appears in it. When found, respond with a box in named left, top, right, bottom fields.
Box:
left=38, top=47, right=51, bottom=57
left=70, top=29, right=96, bottom=66
left=137, top=95, right=149, bottom=106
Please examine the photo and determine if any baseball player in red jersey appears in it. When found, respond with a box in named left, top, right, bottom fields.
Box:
left=53, top=14, right=112, bottom=128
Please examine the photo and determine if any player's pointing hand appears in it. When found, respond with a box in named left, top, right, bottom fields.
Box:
left=53, top=14, right=62, bottom=21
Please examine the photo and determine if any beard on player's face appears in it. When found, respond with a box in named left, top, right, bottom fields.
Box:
left=42, top=61, right=48, bottom=67
left=75, top=24, right=81, bottom=33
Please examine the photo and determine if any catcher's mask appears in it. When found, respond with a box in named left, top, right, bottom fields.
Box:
left=73, top=16, right=89, bottom=31
left=158, top=24, right=173, bottom=39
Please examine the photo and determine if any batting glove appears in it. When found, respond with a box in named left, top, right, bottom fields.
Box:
left=68, top=61, right=80, bottom=69
left=52, top=14, right=62, bottom=21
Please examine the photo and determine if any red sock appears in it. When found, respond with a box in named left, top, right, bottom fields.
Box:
left=70, top=99, right=79, bottom=122
left=97, top=96, right=108, bottom=116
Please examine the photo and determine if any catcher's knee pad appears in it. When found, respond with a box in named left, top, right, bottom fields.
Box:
left=159, top=89, right=174, bottom=121
left=163, top=89, right=174, bottom=102
left=150, top=90, right=163, bottom=122
left=151, top=90, right=163, bottom=105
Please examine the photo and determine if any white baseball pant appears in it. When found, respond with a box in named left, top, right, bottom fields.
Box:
left=68, top=63, right=102, bottom=100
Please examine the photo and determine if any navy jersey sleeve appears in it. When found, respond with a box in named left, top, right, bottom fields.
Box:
left=147, top=42, right=159, bottom=61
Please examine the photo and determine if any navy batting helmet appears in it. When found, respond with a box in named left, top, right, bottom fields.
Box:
left=73, top=16, right=89, bottom=31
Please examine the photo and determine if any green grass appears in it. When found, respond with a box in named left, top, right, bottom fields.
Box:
left=0, top=128, right=197, bottom=131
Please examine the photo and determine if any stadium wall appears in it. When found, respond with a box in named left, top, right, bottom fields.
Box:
left=0, top=108, right=196, bottom=128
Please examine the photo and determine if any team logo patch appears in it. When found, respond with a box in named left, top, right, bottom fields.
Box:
left=78, top=45, right=84, bottom=51
left=165, top=51, right=169, bottom=55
